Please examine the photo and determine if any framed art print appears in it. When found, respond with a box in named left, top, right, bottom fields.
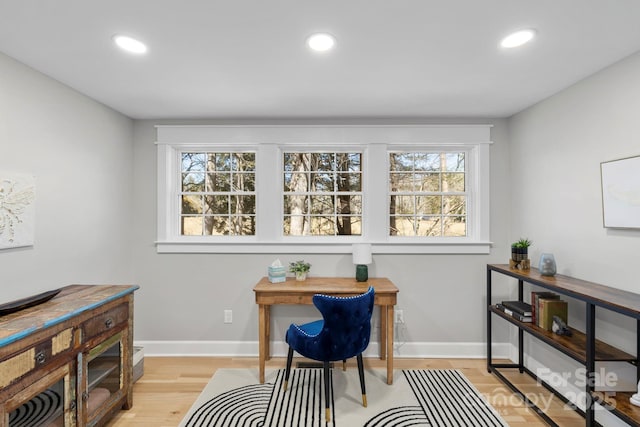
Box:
left=600, top=155, right=640, bottom=229
left=0, top=173, right=36, bottom=249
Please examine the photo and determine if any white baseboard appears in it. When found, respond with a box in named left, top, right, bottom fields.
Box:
left=135, top=340, right=512, bottom=359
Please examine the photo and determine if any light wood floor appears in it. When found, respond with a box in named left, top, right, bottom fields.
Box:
left=108, top=357, right=584, bottom=427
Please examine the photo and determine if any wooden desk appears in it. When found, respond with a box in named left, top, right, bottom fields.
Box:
left=253, top=277, right=398, bottom=385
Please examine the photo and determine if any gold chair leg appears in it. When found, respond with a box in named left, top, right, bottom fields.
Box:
left=362, top=394, right=368, bottom=407
left=283, top=380, right=288, bottom=391
left=325, top=407, right=331, bottom=422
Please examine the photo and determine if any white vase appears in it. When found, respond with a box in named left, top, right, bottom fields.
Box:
left=295, top=271, right=307, bottom=281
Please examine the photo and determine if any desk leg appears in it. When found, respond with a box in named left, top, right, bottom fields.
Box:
left=265, top=306, right=271, bottom=360
left=387, top=305, right=394, bottom=385
left=258, top=304, right=267, bottom=383
left=379, top=306, right=387, bottom=360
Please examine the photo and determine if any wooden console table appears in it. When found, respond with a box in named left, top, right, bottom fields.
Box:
left=253, top=277, right=399, bottom=385
left=487, top=264, right=640, bottom=427
left=0, top=284, right=138, bottom=427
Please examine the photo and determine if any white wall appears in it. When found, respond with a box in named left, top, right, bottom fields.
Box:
left=0, top=52, right=134, bottom=301
left=509, top=51, right=640, bottom=291
left=3, top=34, right=639, bottom=423
left=0, top=47, right=514, bottom=358
left=131, top=118, right=513, bottom=356
left=508, top=51, right=640, bottom=426
left=509, top=50, right=640, bottom=349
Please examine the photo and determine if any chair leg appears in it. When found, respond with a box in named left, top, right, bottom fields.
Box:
left=324, top=361, right=331, bottom=422
left=357, top=353, right=367, bottom=407
left=342, top=359, right=347, bottom=371
left=283, top=346, right=294, bottom=391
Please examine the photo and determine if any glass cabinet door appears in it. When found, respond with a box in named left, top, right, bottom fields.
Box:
left=83, top=331, right=125, bottom=425
left=6, top=362, right=75, bottom=427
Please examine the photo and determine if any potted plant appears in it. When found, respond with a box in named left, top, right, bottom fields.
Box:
left=511, top=238, right=532, bottom=261
left=289, top=260, right=311, bottom=281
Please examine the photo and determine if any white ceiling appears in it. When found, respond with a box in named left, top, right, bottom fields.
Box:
left=1, top=1, right=640, bottom=120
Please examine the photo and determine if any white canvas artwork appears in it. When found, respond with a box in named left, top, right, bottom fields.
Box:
left=601, top=155, right=640, bottom=229
left=0, top=173, right=36, bottom=249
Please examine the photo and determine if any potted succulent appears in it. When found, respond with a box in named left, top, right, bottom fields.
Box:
left=289, top=260, right=311, bottom=281
left=511, top=238, right=532, bottom=262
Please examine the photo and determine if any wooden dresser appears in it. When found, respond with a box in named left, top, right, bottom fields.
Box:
left=0, top=284, right=139, bottom=427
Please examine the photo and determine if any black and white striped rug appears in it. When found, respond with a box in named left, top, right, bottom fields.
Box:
left=181, top=368, right=508, bottom=426
left=9, top=388, right=62, bottom=427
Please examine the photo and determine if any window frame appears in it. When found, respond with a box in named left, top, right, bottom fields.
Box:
left=387, top=150, right=469, bottom=238
left=156, top=125, right=492, bottom=254
left=282, top=150, right=364, bottom=238
left=179, top=150, right=257, bottom=237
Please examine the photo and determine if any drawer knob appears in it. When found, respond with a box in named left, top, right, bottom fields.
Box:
left=105, top=318, right=114, bottom=328
left=35, top=351, right=46, bottom=364
left=70, top=400, right=76, bottom=410
left=82, top=391, right=89, bottom=401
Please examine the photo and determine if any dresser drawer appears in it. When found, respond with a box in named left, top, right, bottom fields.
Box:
left=82, top=304, right=128, bottom=341
left=0, top=328, right=73, bottom=388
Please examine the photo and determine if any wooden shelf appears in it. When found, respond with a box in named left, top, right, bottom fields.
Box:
left=591, top=391, right=640, bottom=427
left=88, top=358, right=119, bottom=391
left=489, top=264, right=640, bottom=318
left=490, top=305, right=635, bottom=363
left=487, top=264, right=640, bottom=427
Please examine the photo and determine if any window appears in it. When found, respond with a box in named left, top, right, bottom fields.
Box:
left=156, top=125, right=491, bottom=254
left=283, top=152, right=362, bottom=236
left=389, top=152, right=466, bottom=237
left=180, top=151, right=256, bottom=236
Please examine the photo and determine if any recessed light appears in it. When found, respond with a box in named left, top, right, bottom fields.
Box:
left=500, top=29, right=536, bottom=48
left=113, top=35, right=148, bottom=54
left=306, top=33, right=336, bottom=52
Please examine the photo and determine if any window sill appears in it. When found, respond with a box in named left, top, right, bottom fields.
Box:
left=155, top=240, right=492, bottom=254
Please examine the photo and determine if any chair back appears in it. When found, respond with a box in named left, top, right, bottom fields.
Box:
left=311, top=287, right=375, bottom=361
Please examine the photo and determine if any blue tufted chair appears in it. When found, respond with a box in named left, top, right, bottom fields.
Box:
left=283, top=287, right=375, bottom=423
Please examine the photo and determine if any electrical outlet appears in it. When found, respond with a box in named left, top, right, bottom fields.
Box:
left=395, top=309, right=404, bottom=324
left=224, top=310, right=232, bottom=324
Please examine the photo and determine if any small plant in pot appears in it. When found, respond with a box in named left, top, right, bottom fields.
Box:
left=511, top=238, right=532, bottom=261
left=289, top=260, right=311, bottom=281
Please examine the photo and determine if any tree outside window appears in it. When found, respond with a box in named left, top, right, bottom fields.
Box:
left=389, top=152, right=466, bottom=237
left=283, top=152, right=362, bottom=236
left=180, top=152, right=256, bottom=236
